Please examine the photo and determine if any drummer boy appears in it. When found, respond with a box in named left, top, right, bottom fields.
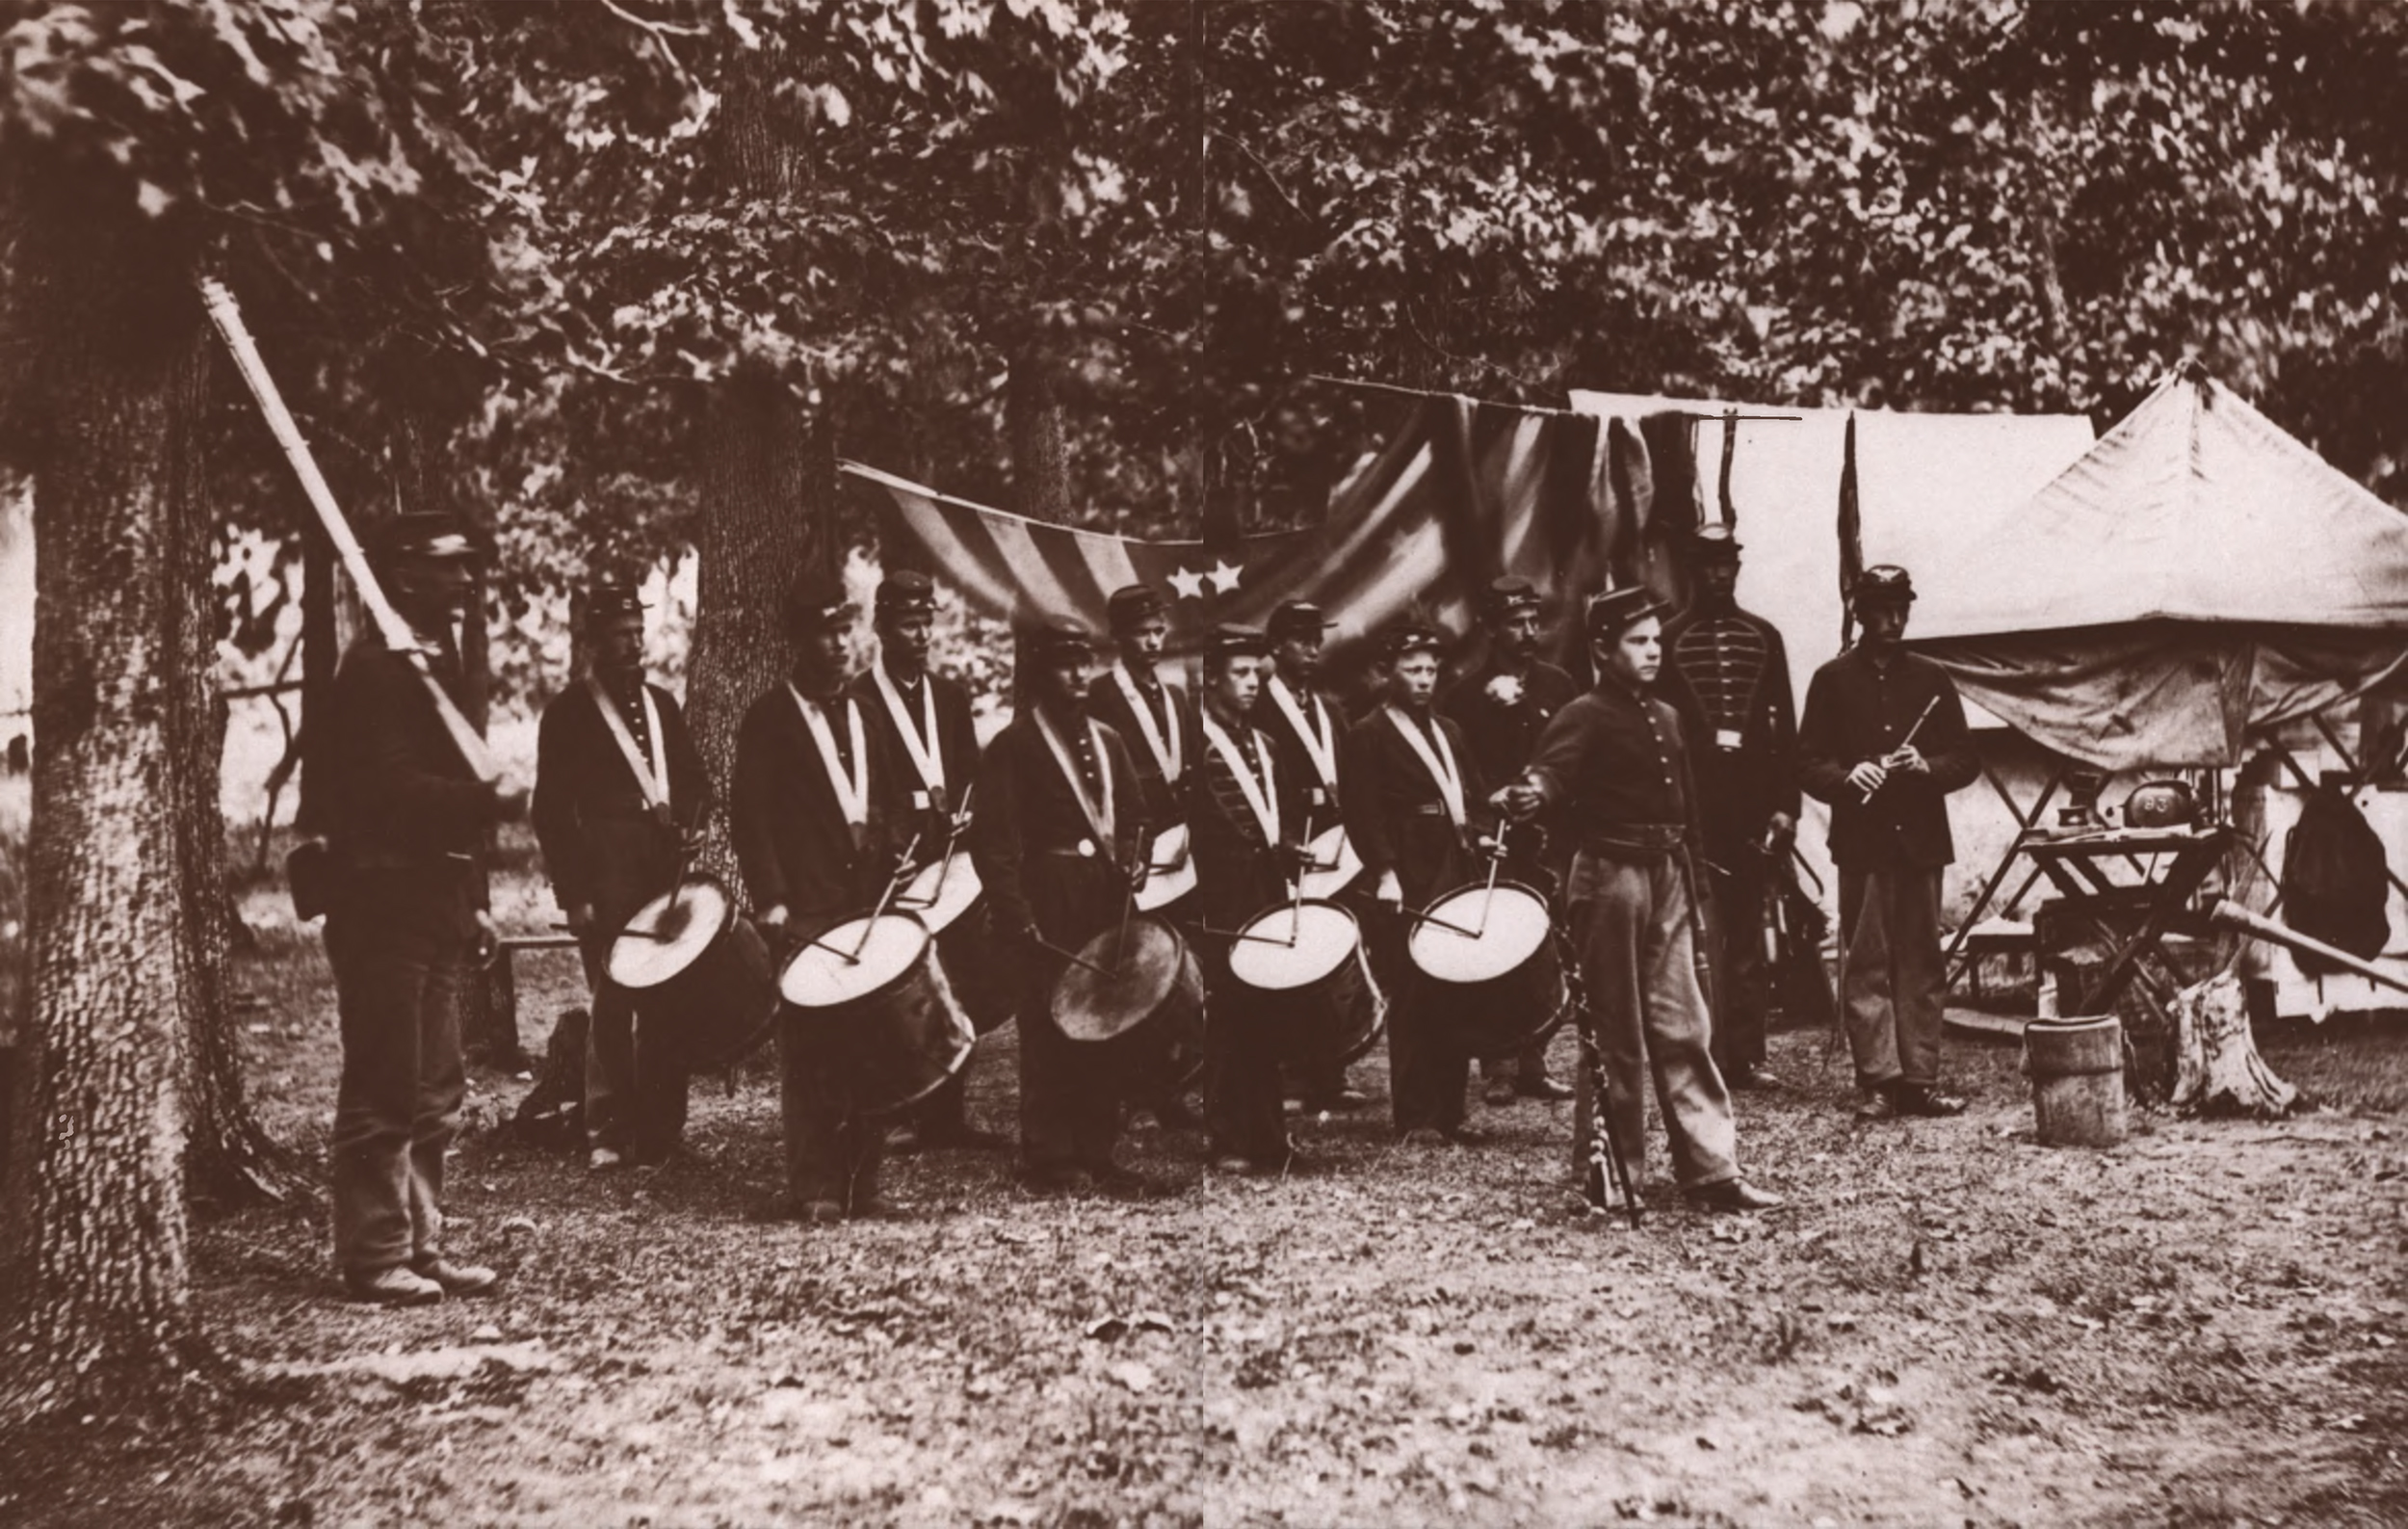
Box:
left=1184, top=625, right=1307, bottom=1174
left=733, top=574, right=903, bottom=1221
left=532, top=575, right=713, bottom=1172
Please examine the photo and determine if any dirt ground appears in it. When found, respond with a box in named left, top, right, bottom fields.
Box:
left=6, top=853, right=2408, bottom=1528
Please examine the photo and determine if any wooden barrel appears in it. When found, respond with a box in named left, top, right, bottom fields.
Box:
left=2024, top=1015, right=2126, bottom=1147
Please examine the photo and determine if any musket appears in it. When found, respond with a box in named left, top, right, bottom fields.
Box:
left=199, top=277, right=498, bottom=784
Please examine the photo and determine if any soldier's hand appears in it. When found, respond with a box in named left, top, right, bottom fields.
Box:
left=1846, top=760, right=1889, bottom=797
left=1766, top=812, right=1797, bottom=851
left=1375, top=868, right=1403, bottom=909
left=472, top=909, right=498, bottom=964
left=1493, top=781, right=1543, bottom=821
left=1886, top=744, right=1928, bottom=776
left=758, top=903, right=791, bottom=934
left=564, top=903, right=594, bottom=936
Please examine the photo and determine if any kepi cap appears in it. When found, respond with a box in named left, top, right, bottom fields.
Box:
left=1024, top=620, right=1099, bottom=664
left=1483, top=576, right=1543, bottom=620
left=875, top=570, right=937, bottom=620
left=1385, top=620, right=1445, bottom=661
left=1852, top=565, right=1917, bottom=604
left=1106, top=584, right=1166, bottom=633
left=1585, top=586, right=1665, bottom=640
left=784, top=572, right=852, bottom=635
left=1268, top=599, right=1338, bottom=641
left=1691, top=522, right=1743, bottom=558
left=580, top=576, right=646, bottom=630
left=1202, top=624, right=1271, bottom=664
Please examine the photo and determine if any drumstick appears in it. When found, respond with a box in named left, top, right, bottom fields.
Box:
left=849, top=830, right=924, bottom=961
left=1400, top=905, right=1480, bottom=940
left=1032, top=934, right=1115, bottom=979
left=1473, top=845, right=1504, bottom=938
left=1287, top=810, right=1312, bottom=944
left=1857, top=694, right=1941, bottom=803
left=1186, top=919, right=1306, bottom=948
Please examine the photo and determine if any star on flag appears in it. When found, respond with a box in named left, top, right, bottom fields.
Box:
left=1167, top=565, right=1206, bottom=599
left=1166, top=558, right=1243, bottom=599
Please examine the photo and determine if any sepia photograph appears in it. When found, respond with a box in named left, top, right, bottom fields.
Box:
left=0, top=1, right=2402, bottom=1523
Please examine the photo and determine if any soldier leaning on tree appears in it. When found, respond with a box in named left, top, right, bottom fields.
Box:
left=531, top=577, right=712, bottom=1173
left=317, top=514, right=503, bottom=1305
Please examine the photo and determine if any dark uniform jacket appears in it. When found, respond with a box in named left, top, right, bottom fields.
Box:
left=969, top=706, right=1147, bottom=951
left=1526, top=675, right=1702, bottom=857
left=531, top=677, right=711, bottom=930
left=1346, top=706, right=1489, bottom=908
left=1660, top=602, right=1798, bottom=852
left=1439, top=658, right=1582, bottom=794
left=1797, top=646, right=1978, bottom=871
left=1185, top=708, right=1302, bottom=933
left=849, top=661, right=981, bottom=858
left=321, top=633, right=492, bottom=931
left=1259, top=672, right=1351, bottom=825
left=1088, top=661, right=1196, bottom=831
left=731, top=681, right=896, bottom=926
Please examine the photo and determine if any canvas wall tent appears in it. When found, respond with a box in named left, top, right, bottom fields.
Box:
left=1911, top=366, right=2408, bottom=1020
left=1911, top=365, right=2408, bottom=773
left=1566, top=388, right=2098, bottom=922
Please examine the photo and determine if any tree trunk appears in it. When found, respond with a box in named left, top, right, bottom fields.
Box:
left=169, top=339, right=298, bottom=1209
left=0, top=178, right=207, bottom=1421
left=687, top=374, right=833, bottom=862
left=1007, top=345, right=1074, bottom=522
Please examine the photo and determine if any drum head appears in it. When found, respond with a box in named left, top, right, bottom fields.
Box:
left=1135, top=823, right=1197, bottom=911
left=1296, top=825, right=1363, bottom=901
left=778, top=913, right=931, bottom=1009
left=1409, top=883, right=1551, bottom=985
left=1229, top=899, right=1358, bottom=991
left=608, top=879, right=733, bottom=989
left=1053, top=917, right=1187, bottom=1042
left=899, top=852, right=982, bottom=935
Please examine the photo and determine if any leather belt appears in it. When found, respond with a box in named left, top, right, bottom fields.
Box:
left=1583, top=822, right=1686, bottom=857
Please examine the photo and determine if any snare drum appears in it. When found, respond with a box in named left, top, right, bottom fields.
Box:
left=1134, top=822, right=1198, bottom=912
left=607, top=876, right=778, bottom=1069
left=1295, top=824, right=1364, bottom=902
left=899, top=851, right=1014, bottom=1033
left=1405, top=880, right=1570, bottom=1055
left=778, top=911, right=974, bottom=1117
left=1050, top=915, right=1205, bottom=1083
left=1228, top=897, right=1387, bottom=1066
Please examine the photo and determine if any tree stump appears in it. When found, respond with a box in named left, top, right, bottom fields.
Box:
left=2172, top=971, right=2298, bottom=1117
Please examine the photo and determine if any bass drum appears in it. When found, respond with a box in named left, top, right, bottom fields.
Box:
left=607, top=876, right=778, bottom=1069
left=778, top=911, right=974, bottom=1118
left=1405, top=880, right=1571, bottom=1056
left=1227, top=898, right=1386, bottom=1067
left=899, top=850, right=1015, bottom=1034
left=1050, top=915, right=1205, bottom=1087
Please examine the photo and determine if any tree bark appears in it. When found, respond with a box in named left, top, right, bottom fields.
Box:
left=0, top=175, right=207, bottom=1421
left=169, top=338, right=298, bottom=1209
left=1007, top=345, right=1074, bottom=522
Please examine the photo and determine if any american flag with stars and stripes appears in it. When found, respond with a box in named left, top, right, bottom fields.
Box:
left=843, top=390, right=1694, bottom=658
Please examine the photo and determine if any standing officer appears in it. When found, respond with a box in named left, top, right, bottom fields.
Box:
left=1088, top=582, right=1202, bottom=1129
left=1798, top=565, right=1978, bottom=1120
left=532, top=577, right=712, bottom=1172
left=1505, top=589, right=1781, bottom=1213
left=1440, top=576, right=1580, bottom=1105
left=1348, top=620, right=1493, bottom=1146
left=1259, top=599, right=1369, bottom=1113
left=972, top=621, right=1155, bottom=1194
left=1186, top=626, right=1304, bottom=1174
left=1659, top=525, right=1798, bottom=1090
left=733, top=575, right=900, bottom=1221
left=851, top=570, right=1005, bottom=1153
left=320, top=513, right=502, bottom=1304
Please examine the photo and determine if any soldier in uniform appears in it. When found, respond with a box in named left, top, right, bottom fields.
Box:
left=850, top=570, right=1006, bottom=1152
left=1504, top=588, right=1782, bottom=1213
left=532, top=577, right=713, bottom=1172
left=1440, top=576, right=1580, bottom=1105
left=1348, top=621, right=1494, bottom=1145
left=1258, top=599, right=1370, bottom=1113
left=1798, top=565, right=1979, bottom=1120
left=320, top=513, right=502, bottom=1304
left=1186, top=625, right=1306, bottom=1174
left=1658, top=525, right=1798, bottom=1089
left=732, top=575, right=902, bottom=1221
left=1087, top=582, right=1203, bottom=1130
left=972, top=620, right=1157, bottom=1194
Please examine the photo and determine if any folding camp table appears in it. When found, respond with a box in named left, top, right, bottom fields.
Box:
left=2020, top=825, right=2231, bottom=1013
